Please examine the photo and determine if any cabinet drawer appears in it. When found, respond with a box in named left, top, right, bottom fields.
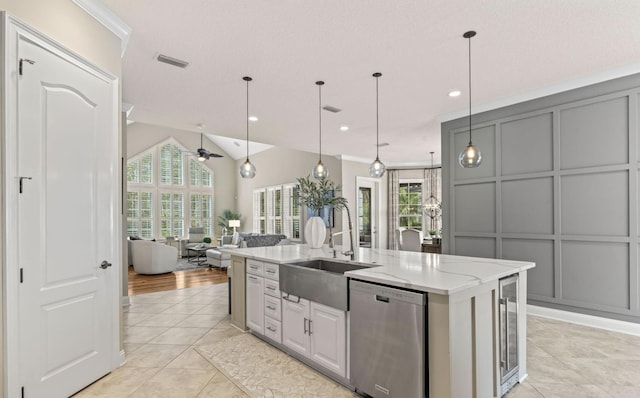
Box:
left=264, top=317, right=282, bottom=344
left=264, top=294, right=281, bottom=321
left=264, top=278, right=281, bottom=298
left=246, top=259, right=264, bottom=276
left=263, top=262, right=279, bottom=281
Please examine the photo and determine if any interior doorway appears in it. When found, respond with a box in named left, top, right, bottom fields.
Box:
left=356, top=177, right=380, bottom=249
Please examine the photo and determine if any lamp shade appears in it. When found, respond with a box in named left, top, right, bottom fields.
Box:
left=228, top=220, right=241, bottom=228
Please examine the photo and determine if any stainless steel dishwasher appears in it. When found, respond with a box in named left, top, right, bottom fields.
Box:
left=349, top=279, right=427, bottom=398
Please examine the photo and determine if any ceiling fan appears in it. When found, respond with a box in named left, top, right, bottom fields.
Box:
left=188, top=133, right=224, bottom=161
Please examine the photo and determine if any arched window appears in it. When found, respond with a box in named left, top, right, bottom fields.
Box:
left=127, top=138, right=215, bottom=239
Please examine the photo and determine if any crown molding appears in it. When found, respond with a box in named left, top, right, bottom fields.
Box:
left=71, top=0, right=132, bottom=57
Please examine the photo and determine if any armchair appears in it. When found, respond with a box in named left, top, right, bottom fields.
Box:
left=130, top=240, right=178, bottom=274
left=180, top=227, right=206, bottom=257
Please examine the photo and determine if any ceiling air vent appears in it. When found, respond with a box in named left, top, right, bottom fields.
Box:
left=322, top=105, right=341, bottom=113
left=156, top=53, right=189, bottom=68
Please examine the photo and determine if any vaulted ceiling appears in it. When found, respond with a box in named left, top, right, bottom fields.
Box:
left=105, top=0, right=640, bottom=165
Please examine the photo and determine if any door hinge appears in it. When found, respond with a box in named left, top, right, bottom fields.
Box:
left=20, top=268, right=24, bottom=283
left=19, top=176, right=32, bottom=194
left=19, top=58, right=35, bottom=76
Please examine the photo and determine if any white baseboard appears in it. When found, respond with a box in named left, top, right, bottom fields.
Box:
left=119, top=349, right=126, bottom=366
left=528, top=305, right=640, bottom=336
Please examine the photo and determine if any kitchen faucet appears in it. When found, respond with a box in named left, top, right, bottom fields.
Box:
left=329, top=205, right=355, bottom=260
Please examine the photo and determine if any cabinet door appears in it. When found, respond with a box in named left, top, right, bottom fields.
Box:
left=246, top=274, right=264, bottom=334
left=282, top=297, right=310, bottom=357
left=309, top=302, right=346, bottom=377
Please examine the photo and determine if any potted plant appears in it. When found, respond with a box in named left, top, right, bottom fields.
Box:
left=296, top=175, right=348, bottom=248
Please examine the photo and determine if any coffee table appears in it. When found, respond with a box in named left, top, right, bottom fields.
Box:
left=185, top=243, right=211, bottom=265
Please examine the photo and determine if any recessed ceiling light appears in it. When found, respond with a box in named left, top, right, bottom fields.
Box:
left=340, top=125, right=349, bottom=131
left=449, top=90, right=461, bottom=97
left=248, top=116, right=258, bottom=122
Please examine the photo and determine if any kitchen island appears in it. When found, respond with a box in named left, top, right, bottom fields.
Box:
left=223, top=244, right=535, bottom=398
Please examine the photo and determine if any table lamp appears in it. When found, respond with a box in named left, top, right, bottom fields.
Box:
left=229, top=219, right=240, bottom=234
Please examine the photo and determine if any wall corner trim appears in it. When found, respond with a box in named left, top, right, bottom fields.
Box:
left=71, top=0, right=132, bottom=58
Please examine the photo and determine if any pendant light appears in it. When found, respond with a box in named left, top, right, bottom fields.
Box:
left=458, top=31, right=482, bottom=168
left=312, top=81, right=328, bottom=179
left=240, top=76, right=256, bottom=178
left=369, top=72, right=386, bottom=178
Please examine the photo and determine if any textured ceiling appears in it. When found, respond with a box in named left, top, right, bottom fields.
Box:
left=104, top=0, right=640, bottom=166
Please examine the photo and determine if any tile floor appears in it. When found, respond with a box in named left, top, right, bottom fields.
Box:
left=74, top=283, right=640, bottom=398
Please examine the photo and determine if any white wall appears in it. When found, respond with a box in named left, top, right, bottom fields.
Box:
left=126, top=122, right=237, bottom=235
left=235, top=146, right=342, bottom=237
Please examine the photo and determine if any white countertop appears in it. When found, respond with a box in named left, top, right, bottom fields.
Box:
left=221, top=244, right=535, bottom=295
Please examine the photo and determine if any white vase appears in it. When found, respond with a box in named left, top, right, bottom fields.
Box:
left=305, top=216, right=326, bottom=248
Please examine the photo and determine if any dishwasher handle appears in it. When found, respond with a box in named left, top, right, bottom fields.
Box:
left=375, top=295, right=390, bottom=303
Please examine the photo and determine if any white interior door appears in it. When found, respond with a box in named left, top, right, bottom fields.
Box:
left=356, top=178, right=380, bottom=249
left=12, top=28, right=118, bottom=398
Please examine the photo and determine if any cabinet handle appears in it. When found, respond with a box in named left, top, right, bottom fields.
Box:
left=308, top=319, right=313, bottom=335
left=248, top=275, right=258, bottom=281
left=267, top=326, right=276, bottom=332
left=304, top=317, right=308, bottom=334
left=266, top=269, right=276, bottom=274
left=267, top=305, right=276, bottom=310
left=266, top=286, right=276, bottom=291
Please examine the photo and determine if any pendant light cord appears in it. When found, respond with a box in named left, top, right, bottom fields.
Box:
left=376, top=74, right=380, bottom=159
left=246, top=78, right=250, bottom=160
left=468, top=33, right=472, bottom=145
left=318, top=82, right=322, bottom=162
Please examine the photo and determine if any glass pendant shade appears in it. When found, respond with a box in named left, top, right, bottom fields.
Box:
left=369, top=157, right=385, bottom=178
left=458, top=30, right=482, bottom=169
left=369, top=72, right=385, bottom=178
left=313, top=81, right=327, bottom=179
left=312, top=160, right=328, bottom=179
left=240, top=158, right=256, bottom=178
left=458, top=143, right=482, bottom=168
left=240, top=76, right=256, bottom=178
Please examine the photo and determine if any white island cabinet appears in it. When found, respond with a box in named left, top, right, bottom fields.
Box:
left=221, top=245, right=535, bottom=398
left=282, top=296, right=346, bottom=377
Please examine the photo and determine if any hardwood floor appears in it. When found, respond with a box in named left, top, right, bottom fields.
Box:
left=127, top=266, right=228, bottom=295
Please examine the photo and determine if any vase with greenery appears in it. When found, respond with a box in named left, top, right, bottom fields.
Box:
left=217, top=210, right=241, bottom=236
left=296, top=175, right=348, bottom=248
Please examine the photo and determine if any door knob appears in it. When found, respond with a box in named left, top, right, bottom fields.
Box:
left=100, top=260, right=112, bottom=269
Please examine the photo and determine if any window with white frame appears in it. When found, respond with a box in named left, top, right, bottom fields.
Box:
left=127, top=138, right=215, bottom=239
left=253, top=189, right=266, bottom=234
left=253, top=183, right=301, bottom=240
left=127, top=191, right=153, bottom=238
left=398, top=180, right=424, bottom=231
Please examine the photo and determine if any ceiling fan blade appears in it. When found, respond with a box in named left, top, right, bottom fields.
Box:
left=209, top=153, right=224, bottom=158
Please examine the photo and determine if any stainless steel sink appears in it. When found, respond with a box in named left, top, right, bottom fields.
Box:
left=279, top=260, right=373, bottom=311
left=287, top=259, right=369, bottom=274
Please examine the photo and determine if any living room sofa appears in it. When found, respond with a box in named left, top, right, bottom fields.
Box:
left=206, top=233, right=290, bottom=269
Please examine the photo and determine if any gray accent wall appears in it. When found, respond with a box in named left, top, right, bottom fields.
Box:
left=441, top=73, right=640, bottom=323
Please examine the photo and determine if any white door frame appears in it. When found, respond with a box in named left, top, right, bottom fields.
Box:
left=355, top=177, right=381, bottom=249
left=2, top=14, right=123, bottom=396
